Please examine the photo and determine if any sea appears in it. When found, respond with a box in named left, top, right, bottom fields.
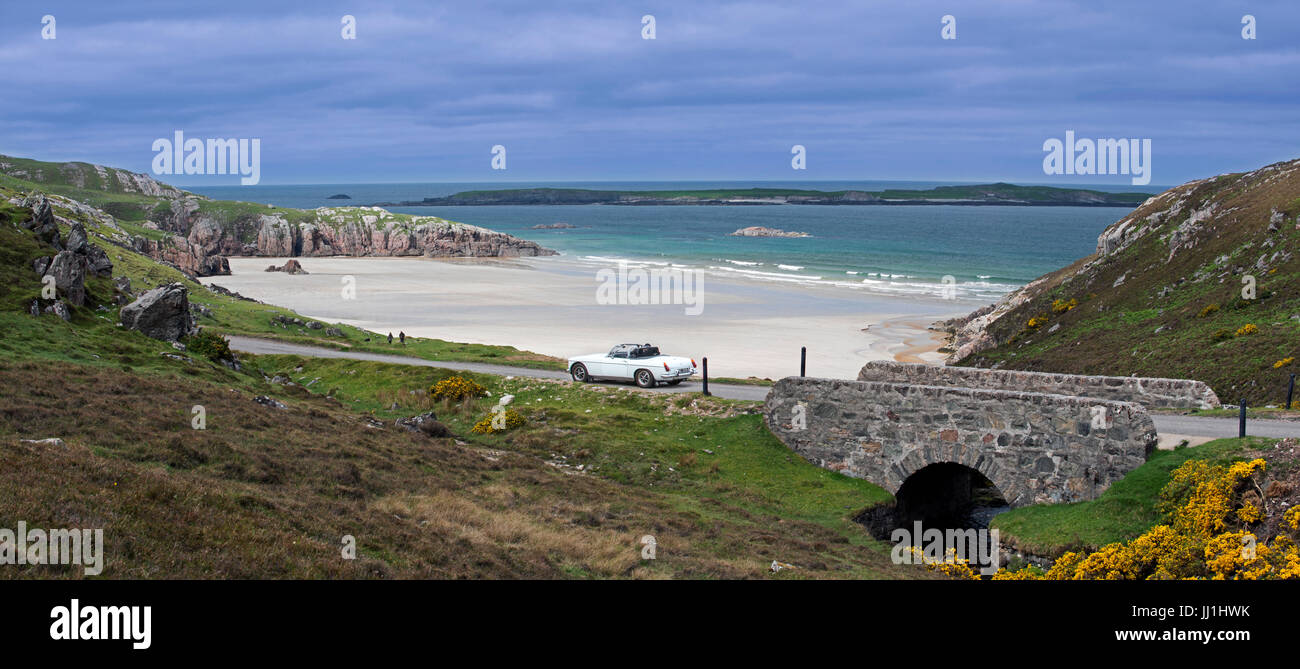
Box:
left=190, top=180, right=1162, bottom=303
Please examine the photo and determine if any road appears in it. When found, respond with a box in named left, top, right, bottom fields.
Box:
left=228, top=336, right=1299, bottom=439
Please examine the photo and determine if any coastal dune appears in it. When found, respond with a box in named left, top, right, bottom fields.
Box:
left=208, top=256, right=968, bottom=380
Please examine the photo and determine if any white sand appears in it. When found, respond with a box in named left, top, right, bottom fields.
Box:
left=206, top=256, right=978, bottom=380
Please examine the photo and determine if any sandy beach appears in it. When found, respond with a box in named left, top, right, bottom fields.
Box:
left=205, top=256, right=977, bottom=380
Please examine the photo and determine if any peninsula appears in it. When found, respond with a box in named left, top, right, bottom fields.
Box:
left=371, top=183, right=1151, bottom=208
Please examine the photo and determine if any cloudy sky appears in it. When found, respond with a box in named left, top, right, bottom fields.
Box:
left=2, top=0, right=1298, bottom=186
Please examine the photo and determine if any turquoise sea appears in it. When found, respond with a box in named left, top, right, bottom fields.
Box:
left=191, top=181, right=1159, bottom=302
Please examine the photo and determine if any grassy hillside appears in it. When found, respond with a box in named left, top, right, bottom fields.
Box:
left=991, top=437, right=1270, bottom=557
left=950, top=159, right=1300, bottom=405
left=1, top=183, right=921, bottom=579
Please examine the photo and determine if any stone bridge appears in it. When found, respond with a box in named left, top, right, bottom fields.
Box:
left=858, top=361, right=1220, bottom=410
left=763, top=377, right=1158, bottom=507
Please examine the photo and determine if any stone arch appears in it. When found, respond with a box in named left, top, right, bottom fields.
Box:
left=885, top=446, right=1028, bottom=508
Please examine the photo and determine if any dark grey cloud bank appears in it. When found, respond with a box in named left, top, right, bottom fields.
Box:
left=2, top=0, right=1298, bottom=185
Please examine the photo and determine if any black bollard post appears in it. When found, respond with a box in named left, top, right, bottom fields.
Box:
left=1287, top=374, right=1296, bottom=410
left=1239, top=398, right=1247, bottom=438
left=702, top=357, right=710, bottom=396
left=800, top=346, right=806, bottom=377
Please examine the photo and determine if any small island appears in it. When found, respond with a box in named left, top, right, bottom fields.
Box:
left=730, top=226, right=810, bottom=238
left=326, top=193, right=352, bottom=200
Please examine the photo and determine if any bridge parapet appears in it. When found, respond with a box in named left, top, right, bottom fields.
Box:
left=857, top=361, right=1219, bottom=409
left=764, top=377, right=1157, bottom=507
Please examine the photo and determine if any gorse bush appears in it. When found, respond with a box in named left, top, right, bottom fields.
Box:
left=1234, top=323, right=1258, bottom=337
left=470, top=407, right=525, bottom=434
left=1273, top=357, right=1294, bottom=369
left=994, top=457, right=1300, bottom=580
left=186, top=330, right=233, bottom=361
left=1197, top=303, right=1220, bottom=318
left=1051, top=298, right=1078, bottom=314
left=429, top=375, right=487, bottom=402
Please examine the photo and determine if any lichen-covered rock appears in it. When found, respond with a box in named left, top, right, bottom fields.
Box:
left=119, top=283, right=196, bottom=341
left=43, top=251, right=90, bottom=306
left=43, top=301, right=72, bottom=321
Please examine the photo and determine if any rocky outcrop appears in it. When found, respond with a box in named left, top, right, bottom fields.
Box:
left=133, top=204, right=556, bottom=276
left=265, top=259, right=308, bottom=274
left=729, top=226, right=810, bottom=238
left=43, top=252, right=90, bottom=306
left=395, top=412, right=452, bottom=438
left=252, top=210, right=557, bottom=258
left=63, top=222, right=113, bottom=278
left=20, top=193, right=62, bottom=249
left=531, top=223, right=577, bottom=229
left=119, top=283, right=196, bottom=341
left=26, top=211, right=114, bottom=308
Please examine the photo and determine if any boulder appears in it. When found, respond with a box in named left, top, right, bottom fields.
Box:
left=64, top=223, right=114, bottom=278
left=43, top=301, right=71, bottom=321
left=43, top=251, right=90, bottom=306
left=395, top=412, right=452, bottom=438
left=265, top=259, right=308, bottom=274
left=120, top=283, right=196, bottom=341
left=254, top=395, right=287, bottom=410
left=19, top=438, right=66, bottom=448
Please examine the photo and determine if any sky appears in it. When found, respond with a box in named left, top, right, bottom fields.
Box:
left=2, top=0, right=1299, bottom=186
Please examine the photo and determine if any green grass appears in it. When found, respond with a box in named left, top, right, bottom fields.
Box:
left=1, top=181, right=922, bottom=578
left=246, top=355, right=893, bottom=541
left=990, top=437, right=1273, bottom=557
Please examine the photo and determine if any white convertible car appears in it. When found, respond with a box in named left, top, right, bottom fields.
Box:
left=568, top=343, right=697, bottom=388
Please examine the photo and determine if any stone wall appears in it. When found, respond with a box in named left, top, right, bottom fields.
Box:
left=763, top=377, right=1157, bottom=507
left=857, top=361, right=1220, bottom=409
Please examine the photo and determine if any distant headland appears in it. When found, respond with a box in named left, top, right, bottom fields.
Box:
left=371, top=184, right=1150, bottom=208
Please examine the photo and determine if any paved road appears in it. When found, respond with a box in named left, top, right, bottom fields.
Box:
left=228, top=336, right=1299, bottom=438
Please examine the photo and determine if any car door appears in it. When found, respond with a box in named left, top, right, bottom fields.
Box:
left=603, top=350, right=632, bottom=379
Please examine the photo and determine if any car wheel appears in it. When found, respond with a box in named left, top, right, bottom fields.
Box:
left=666, top=380, right=683, bottom=386
left=571, top=363, right=591, bottom=382
left=635, top=369, right=656, bottom=388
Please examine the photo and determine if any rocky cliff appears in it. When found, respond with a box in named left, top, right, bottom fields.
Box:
left=945, top=158, right=1300, bottom=404
left=140, top=201, right=556, bottom=276
left=2, top=154, right=558, bottom=278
